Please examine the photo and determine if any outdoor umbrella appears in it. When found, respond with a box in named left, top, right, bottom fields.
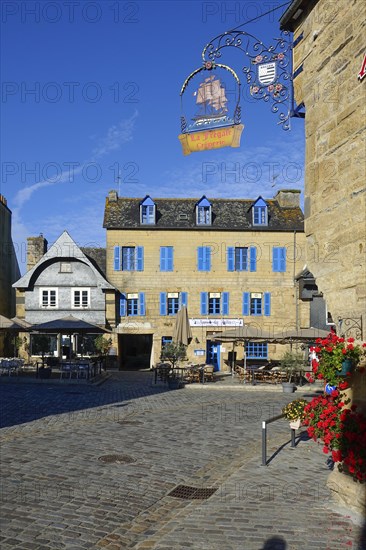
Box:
left=173, top=306, right=192, bottom=346
left=31, top=315, right=110, bottom=359
left=214, top=325, right=274, bottom=380
left=31, top=315, right=110, bottom=333
left=0, top=314, right=28, bottom=331
left=272, top=327, right=331, bottom=343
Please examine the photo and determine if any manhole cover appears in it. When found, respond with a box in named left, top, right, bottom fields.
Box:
left=168, top=485, right=217, bottom=500
left=98, top=454, right=136, bottom=464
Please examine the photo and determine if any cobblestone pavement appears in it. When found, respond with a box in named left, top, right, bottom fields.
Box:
left=0, top=371, right=365, bottom=550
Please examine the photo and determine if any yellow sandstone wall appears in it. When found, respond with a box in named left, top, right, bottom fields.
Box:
left=292, top=0, right=366, bottom=329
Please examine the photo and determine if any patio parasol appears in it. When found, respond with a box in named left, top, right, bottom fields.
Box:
left=173, top=306, right=192, bottom=346
left=214, top=325, right=274, bottom=381
left=272, top=327, right=331, bottom=343
left=0, top=314, right=29, bottom=331
left=31, top=315, right=111, bottom=359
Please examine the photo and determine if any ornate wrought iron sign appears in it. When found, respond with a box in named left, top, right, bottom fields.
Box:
left=179, top=61, right=243, bottom=155
left=179, top=29, right=293, bottom=154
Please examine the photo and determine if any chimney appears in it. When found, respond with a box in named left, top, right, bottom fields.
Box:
left=27, top=234, right=48, bottom=272
left=275, top=189, right=301, bottom=208
left=0, top=194, right=8, bottom=207
left=108, top=190, right=118, bottom=202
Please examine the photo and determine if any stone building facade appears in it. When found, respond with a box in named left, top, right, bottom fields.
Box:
left=13, top=231, right=114, bottom=357
left=104, top=189, right=307, bottom=369
left=280, top=0, right=366, bottom=337
left=0, top=195, right=20, bottom=355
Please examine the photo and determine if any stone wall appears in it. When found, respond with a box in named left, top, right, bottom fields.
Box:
left=106, top=227, right=306, bottom=366
left=0, top=196, right=20, bottom=319
left=289, top=0, right=366, bottom=332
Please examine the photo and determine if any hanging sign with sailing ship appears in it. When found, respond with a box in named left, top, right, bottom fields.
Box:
left=179, top=61, right=243, bottom=155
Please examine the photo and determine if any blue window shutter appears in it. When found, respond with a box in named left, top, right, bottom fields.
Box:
left=160, top=247, right=166, bottom=271
left=200, top=292, right=208, bottom=315
left=114, top=246, right=120, bottom=271
left=250, top=247, right=257, bottom=272
left=180, top=292, right=188, bottom=307
left=222, top=292, right=229, bottom=315
left=227, top=247, right=234, bottom=271
left=167, top=247, right=173, bottom=271
left=136, top=246, right=144, bottom=271
left=264, top=292, right=271, bottom=316
left=120, top=293, right=126, bottom=316
left=139, top=292, right=145, bottom=316
left=243, top=292, right=250, bottom=316
left=272, top=247, right=279, bottom=271
left=160, top=292, right=167, bottom=315
left=207, top=247, right=211, bottom=271
left=280, top=248, right=286, bottom=272
left=198, top=247, right=204, bottom=271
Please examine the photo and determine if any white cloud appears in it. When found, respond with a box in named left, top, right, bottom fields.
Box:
left=92, top=111, right=138, bottom=158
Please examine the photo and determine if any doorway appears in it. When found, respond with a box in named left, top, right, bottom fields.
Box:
left=118, top=334, right=153, bottom=370
left=206, top=340, right=220, bottom=371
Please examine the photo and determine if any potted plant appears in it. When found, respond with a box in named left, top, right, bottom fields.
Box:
left=310, top=334, right=366, bottom=388
left=94, top=335, right=113, bottom=371
left=160, top=342, right=187, bottom=389
left=280, top=350, right=304, bottom=393
left=282, top=398, right=307, bottom=429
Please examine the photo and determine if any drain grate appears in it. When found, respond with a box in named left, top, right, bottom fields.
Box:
left=168, top=485, right=217, bottom=500
left=98, top=454, right=136, bottom=464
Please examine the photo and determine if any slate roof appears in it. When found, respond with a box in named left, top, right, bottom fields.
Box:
left=81, top=248, right=107, bottom=277
left=103, top=197, right=304, bottom=232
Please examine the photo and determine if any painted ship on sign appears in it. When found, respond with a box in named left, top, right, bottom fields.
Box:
left=192, top=76, right=229, bottom=125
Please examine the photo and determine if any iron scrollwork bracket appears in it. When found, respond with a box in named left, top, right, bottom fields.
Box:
left=338, top=317, right=364, bottom=340
left=202, top=29, right=293, bottom=131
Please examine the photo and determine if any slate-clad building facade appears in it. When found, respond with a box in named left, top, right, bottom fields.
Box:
left=104, top=189, right=306, bottom=370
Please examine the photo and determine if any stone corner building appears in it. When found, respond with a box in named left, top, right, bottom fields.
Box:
left=103, top=189, right=306, bottom=369
left=280, top=0, right=366, bottom=336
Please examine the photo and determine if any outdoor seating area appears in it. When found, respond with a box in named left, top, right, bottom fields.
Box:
left=154, top=363, right=216, bottom=385
left=235, top=363, right=309, bottom=385
left=0, top=358, right=24, bottom=376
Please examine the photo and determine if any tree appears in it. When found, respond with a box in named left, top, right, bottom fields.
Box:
left=160, top=342, right=186, bottom=369
left=281, top=350, right=304, bottom=382
left=94, top=335, right=113, bottom=356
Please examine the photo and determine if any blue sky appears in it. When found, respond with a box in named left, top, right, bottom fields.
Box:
left=1, top=0, right=305, bottom=273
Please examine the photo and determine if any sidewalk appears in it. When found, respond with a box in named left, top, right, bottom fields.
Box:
left=0, top=371, right=364, bottom=549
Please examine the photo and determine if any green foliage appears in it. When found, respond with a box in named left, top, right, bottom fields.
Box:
left=94, top=335, right=113, bottom=356
left=160, top=342, right=186, bottom=369
left=280, top=350, right=304, bottom=382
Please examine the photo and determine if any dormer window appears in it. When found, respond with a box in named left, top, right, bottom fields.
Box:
left=196, top=196, right=212, bottom=225
left=140, top=196, right=156, bottom=225
left=252, top=197, right=268, bottom=226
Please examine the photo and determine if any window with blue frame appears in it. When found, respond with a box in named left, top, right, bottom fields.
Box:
left=245, top=342, right=268, bottom=359
left=252, top=197, right=268, bottom=226
left=197, top=246, right=211, bottom=271
left=120, top=292, right=145, bottom=317
left=115, top=246, right=144, bottom=271
left=160, top=292, right=187, bottom=315
left=242, top=292, right=271, bottom=316
left=250, top=296, right=262, bottom=315
left=272, top=246, right=287, bottom=272
left=140, top=196, right=155, bottom=225
left=227, top=246, right=256, bottom=272
left=160, top=246, right=173, bottom=271
left=127, top=297, right=138, bottom=316
left=208, top=297, right=220, bottom=314
left=167, top=297, right=179, bottom=315
left=201, top=292, right=229, bottom=315
left=196, top=196, right=212, bottom=225
left=162, top=336, right=172, bottom=348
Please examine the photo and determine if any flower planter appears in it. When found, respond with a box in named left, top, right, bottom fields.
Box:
left=325, top=383, right=337, bottom=395
left=282, top=382, right=296, bottom=393
left=339, top=359, right=354, bottom=377
left=167, top=377, right=182, bottom=390
left=39, top=367, right=52, bottom=379
left=289, top=418, right=302, bottom=430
